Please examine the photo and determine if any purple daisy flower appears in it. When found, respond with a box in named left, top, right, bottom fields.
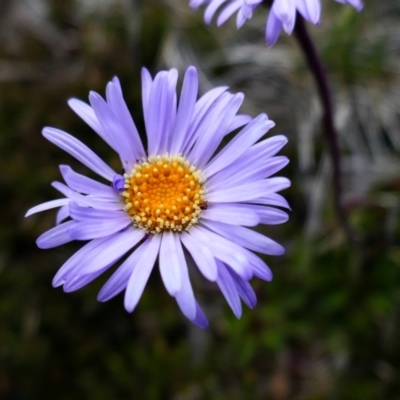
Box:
left=26, top=66, right=290, bottom=328
left=190, top=0, right=363, bottom=46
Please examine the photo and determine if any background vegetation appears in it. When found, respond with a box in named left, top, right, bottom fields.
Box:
left=1, top=0, right=400, bottom=398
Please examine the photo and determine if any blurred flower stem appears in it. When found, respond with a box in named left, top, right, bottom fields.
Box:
left=293, top=14, right=359, bottom=249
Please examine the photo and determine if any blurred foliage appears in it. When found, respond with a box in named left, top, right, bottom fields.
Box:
left=1, top=0, right=400, bottom=399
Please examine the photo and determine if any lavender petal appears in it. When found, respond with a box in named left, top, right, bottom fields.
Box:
left=202, top=219, right=285, bottom=256
left=56, top=204, right=70, bottom=225
left=124, top=234, right=162, bottom=312
left=25, top=198, right=69, bottom=218
left=216, top=260, right=242, bottom=318
left=60, top=165, right=118, bottom=199
left=229, top=269, right=257, bottom=309
left=43, top=127, right=115, bottom=181
left=36, top=220, right=75, bottom=249
left=98, top=238, right=150, bottom=302
left=204, top=113, right=274, bottom=179
left=170, top=66, right=198, bottom=154
left=202, top=203, right=260, bottom=226
left=207, top=177, right=291, bottom=203
left=175, top=235, right=197, bottom=320
left=159, top=231, right=182, bottom=296
left=180, top=231, right=218, bottom=282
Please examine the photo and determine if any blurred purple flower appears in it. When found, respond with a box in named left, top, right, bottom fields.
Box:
left=26, top=66, right=290, bottom=327
left=190, top=0, right=363, bottom=46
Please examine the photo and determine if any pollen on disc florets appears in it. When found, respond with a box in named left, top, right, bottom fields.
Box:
left=122, top=154, right=206, bottom=234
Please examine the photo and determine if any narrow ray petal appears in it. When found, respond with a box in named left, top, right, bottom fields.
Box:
left=207, top=177, right=291, bottom=203
left=192, top=225, right=253, bottom=280
left=52, top=182, right=122, bottom=211
left=206, top=136, right=288, bottom=188
left=52, top=236, right=111, bottom=287
left=141, top=67, right=153, bottom=116
left=89, top=92, right=136, bottom=169
left=183, top=86, right=228, bottom=153
left=208, top=156, right=289, bottom=191
left=174, top=235, right=197, bottom=320
left=266, top=10, right=283, bottom=46
left=159, top=69, right=178, bottom=153
left=296, top=0, right=321, bottom=24
left=247, top=193, right=291, bottom=209
left=227, top=114, right=252, bottom=133
left=105, top=77, right=145, bottom=160
left=204, top=0, right=228, bottom=24
left=67, top=99, right=110, bottom=145
left=69, top=218, right=131, bottom=240
left=229, top=269, right=257, bottom=309
left=217, top=1, right=243, bottom=26
left=68, top=203, right=127, bottom=221
left=204, top=114, right=274, bottom=178
left=98, top=239, right=150, bottom=302
left=202, top=203, right=260, bottom=226
left=36, top=220, right=75, bottom=249
left=203, top=220, right=285, bottom=255
left=192, top=303, right=209, bottom=328
left=159, top=231, right=182, bottom=296
left=247, top=251, right=273, bottom=281
left=216, top=260, right=242, bottom=318
left=170, top=66, right=199, bottom=154
left=56, top=204, right=70, bottom=225
left=272, top=0, right=296, bottom=34
left=189, top=92, right=244, bottom=167
left=42, top=127, right=115, bottom=181
left=145, top=71, right=171, bottom=155
left=247, top=205, right=289, bottom=225
left=63, top=267, right=108, bottom=293
left=25, top=198, right=69, bottom=217
left=180, top=232, right=218, bottom=281
left=124, top=235, right=162, bottom=312
left=76, top=228, right=144, bottom=276
left=60, top=165, right=118, bottom=199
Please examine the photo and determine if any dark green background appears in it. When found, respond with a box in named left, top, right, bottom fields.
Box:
left=1, top=0, right=400, bottom=398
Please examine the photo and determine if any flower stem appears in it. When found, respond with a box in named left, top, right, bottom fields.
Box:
left=293, top=15, right=358, bottom=248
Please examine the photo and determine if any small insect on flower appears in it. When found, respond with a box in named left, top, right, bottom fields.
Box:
left=26, top=66, right=291, bottom=327
left=190, top=0, right=363, bottom=46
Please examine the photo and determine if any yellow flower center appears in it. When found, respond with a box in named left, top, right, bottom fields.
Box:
left=122, top=154, right=206, bottom=234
